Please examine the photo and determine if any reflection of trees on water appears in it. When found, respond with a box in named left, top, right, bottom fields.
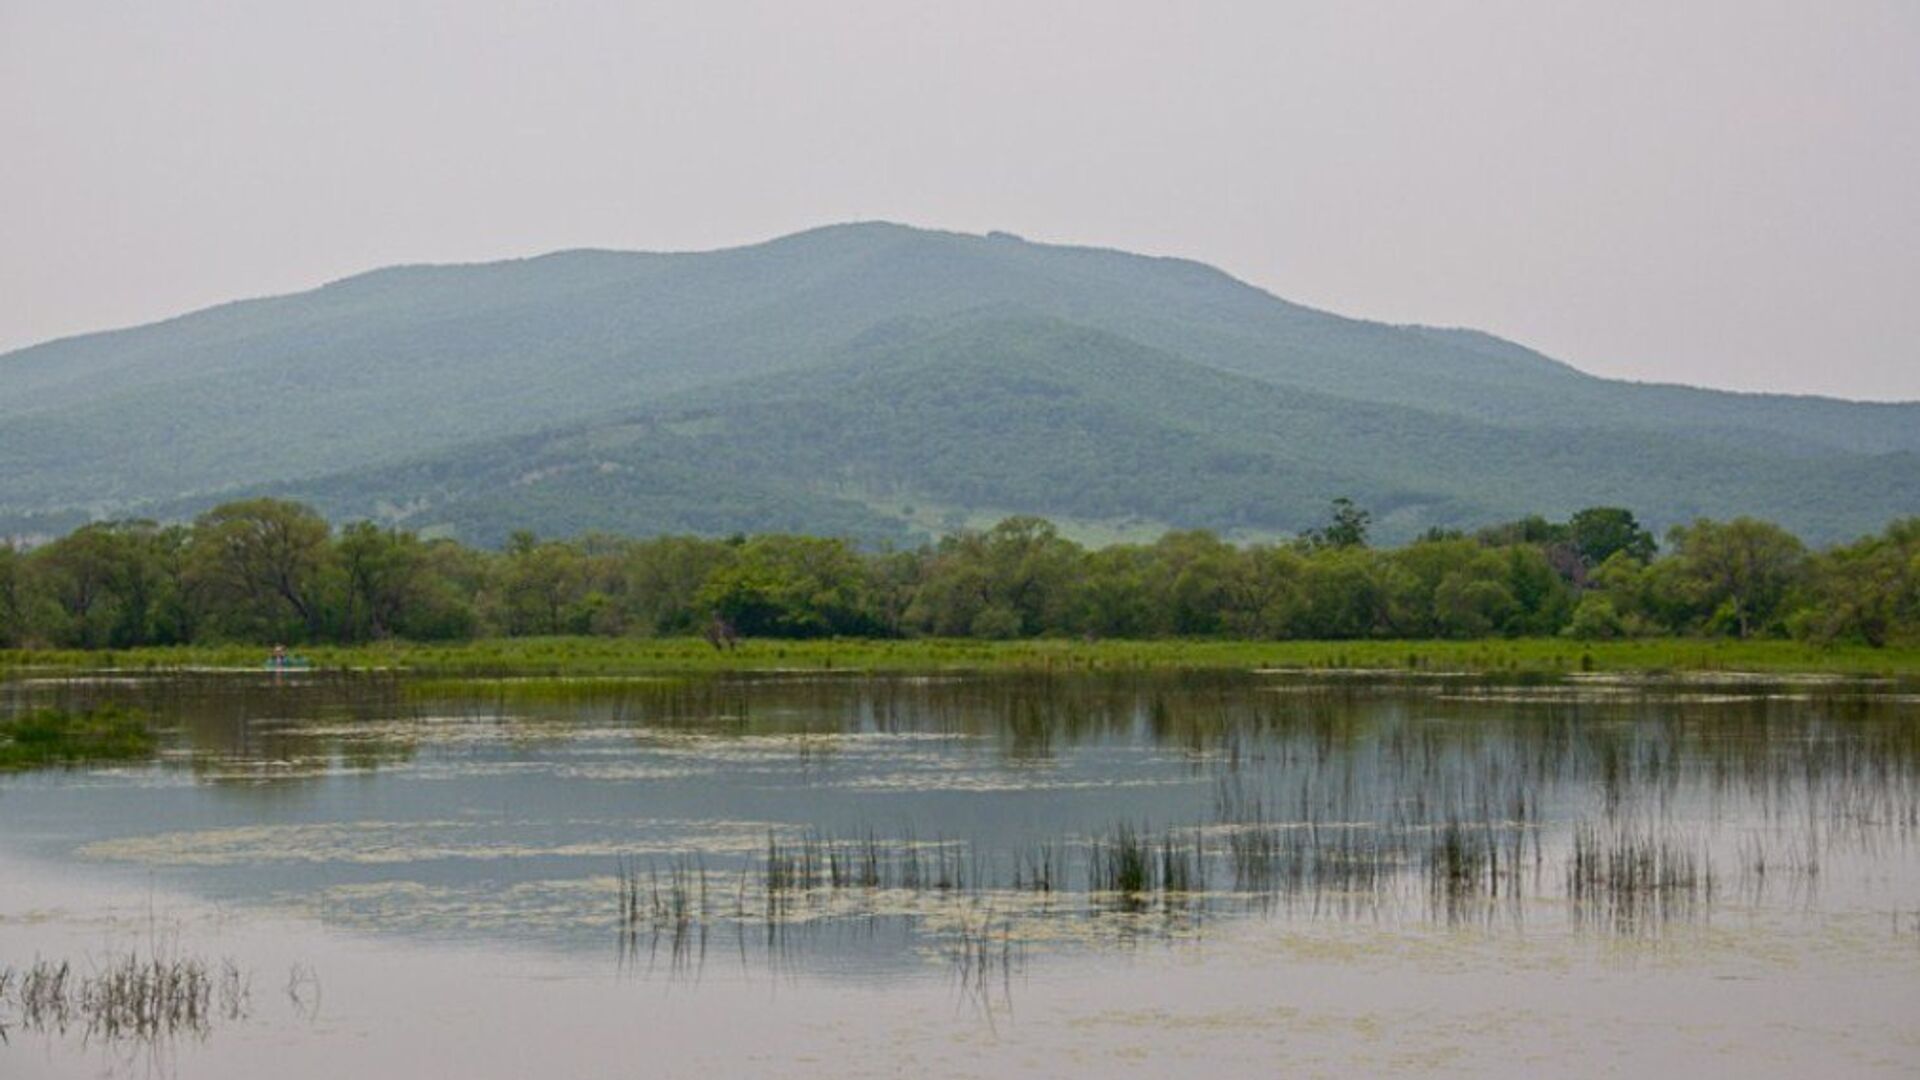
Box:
left=13, top=668, right=1915, bottom=781
left=1, top=672, right=419, bottom=783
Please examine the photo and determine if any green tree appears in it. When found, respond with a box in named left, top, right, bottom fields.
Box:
left=188, top=499, right=335, bottom=641
left=405, top=540, right=486, bottom=639
left=1433, top=573, right=1517, bottom=637
left=904, top=518, right=1082, bottom=637
left=31, top=524, right=123, bottom=647
left=146, top=524, right=200, bottom=644
left=1791, top=518, right=1920, bottom=645
left=27, top=521, right=177, bottom=647
left=1564, top=594, right=1628, bottom=640
left=1154, top=530, right=1240, bottom=635
left=1306, top=498, right=1371, bottom=550
left=1071, top=545, right=1161, bottom=638
left=98, top=522, right=173, bottom=647
left=1228, top=546, right=1309, bottom=638
left=338, top=522, right=446, bottom=641
left=695, top=535, right=881, bottom=637
left=1385, top=538, right=1489, bottom=636
left=901, top=554, right=992, bottom=637
left=1666, top=517, right=1808, bottom=637
left=1501, top=544, right=1575, bottom=634
left=1294, top=548, right=1388, bottom=638
left=501, top=536, right=588, bottom=635
left=616, top=536, right=737, bottom=635
left=978, top=517, right=1082, bottom=634
left=1567, top=507, right=1657, bottom=566
left=1474, top=514, right=1566, bottom=548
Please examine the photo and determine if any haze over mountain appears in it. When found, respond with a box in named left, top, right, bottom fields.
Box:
left=2, top=223, right=1915, bottom=545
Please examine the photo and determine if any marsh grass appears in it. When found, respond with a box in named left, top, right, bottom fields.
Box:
left=617, top=855, right=712, bottom=977
left=285, top=963, right=321, bottom=1022
left=1011, top=841, right=1063, bottom=893
left=1735, top=832, right=1821, bottom=905
left=1087, top=823, right=1153, bottom=900
left=1567, top=823, right=1717, bottom=934
left=1422, top=818, right=1532, bottom=925
left=618, top=855, right=710, bottom=931
left=946, top=909, right=1022, bottom=1021
left=0, top=951, right=250, bottom=1044
left=617, top=776, right=1875, bottom=956
left=0, top=706, right=155, bottom=771
left=1081, top=824, right=1207, bottom=912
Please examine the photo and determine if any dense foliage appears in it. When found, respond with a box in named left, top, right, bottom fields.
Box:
left=2, top=499, right=1914, bottom=650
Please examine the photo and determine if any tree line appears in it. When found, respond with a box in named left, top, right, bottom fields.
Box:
left=1, top=498, right=1915, bottom=649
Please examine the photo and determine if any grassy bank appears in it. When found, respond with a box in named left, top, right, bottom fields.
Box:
left=0, top=706, right=156, bottom=771
left=4, top=636, right=1919, bottom=679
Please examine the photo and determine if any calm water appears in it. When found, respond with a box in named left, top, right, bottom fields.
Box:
left=2, top=669, right=1917, bottom=1077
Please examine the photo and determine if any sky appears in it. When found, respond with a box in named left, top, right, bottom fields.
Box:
left=2, top=1, right=1916, bottom=400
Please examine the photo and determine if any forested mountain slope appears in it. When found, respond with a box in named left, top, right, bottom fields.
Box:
left=2, top=223, right=1914, bottom=542
left=247, top=312, right=1919, bottom=545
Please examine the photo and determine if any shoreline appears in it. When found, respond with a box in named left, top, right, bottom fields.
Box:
left=6, top=636, right=1919, bottom=679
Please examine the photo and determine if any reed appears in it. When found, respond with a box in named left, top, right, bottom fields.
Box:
left=1011, top=841, right=1062, bottom=893
left=1088, top=822, right=1153, bottom=897
left=1567, top=823, right=1717, bottom=933
left=0, top=951, right=251, bottom=1043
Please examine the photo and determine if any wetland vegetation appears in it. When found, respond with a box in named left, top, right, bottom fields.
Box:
left=0, top=705, right=154, bottom=772
left=0, top=949, right=252, bottom=1046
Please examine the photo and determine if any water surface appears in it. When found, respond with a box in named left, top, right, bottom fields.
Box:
left=2, top=669, right=1916, bottom=1077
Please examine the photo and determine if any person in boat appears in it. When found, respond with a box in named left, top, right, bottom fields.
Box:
left=269, top=644, right=289, bottom=669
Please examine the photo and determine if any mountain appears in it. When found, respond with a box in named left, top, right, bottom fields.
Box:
left=2, top=223, right=1915, bottom=544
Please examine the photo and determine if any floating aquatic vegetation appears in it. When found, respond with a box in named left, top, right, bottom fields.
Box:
left=80, top=817, right=796, bottom=868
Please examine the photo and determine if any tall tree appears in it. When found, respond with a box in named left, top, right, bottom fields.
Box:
left=1568, top=507, right=1657, bottom=566
left=337, top=522, right=431, bottom=641
left=31, top=522, right=165, bottom=647
left=189, top=499, right=334, bottom=640
left=501, top=536, right=587, bottom=636
left=1306, top=498, right=1371, bottom=550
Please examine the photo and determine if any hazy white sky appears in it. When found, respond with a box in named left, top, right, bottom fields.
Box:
left=2, top=1, right=1916, bottom=399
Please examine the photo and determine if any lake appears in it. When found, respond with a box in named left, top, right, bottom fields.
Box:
left=2, top=668, right=1917, bottom=1077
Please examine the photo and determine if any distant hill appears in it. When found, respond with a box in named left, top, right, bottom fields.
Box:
left=2, top=223, right=1915, bottom=544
